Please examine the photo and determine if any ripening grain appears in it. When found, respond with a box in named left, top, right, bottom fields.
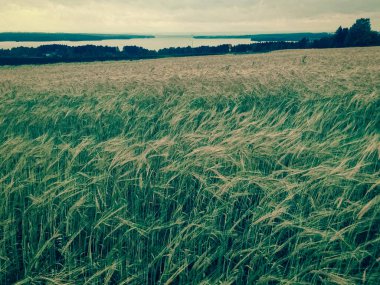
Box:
left=0, top=47, right=379, bottom=284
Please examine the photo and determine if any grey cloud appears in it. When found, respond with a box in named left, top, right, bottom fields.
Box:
left=0, top=0, right=379, bottom=33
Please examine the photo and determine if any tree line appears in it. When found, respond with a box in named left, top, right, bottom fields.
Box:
left=311, top=18, right=380, bottom=48
left=0, top=18, right=379, bottom=65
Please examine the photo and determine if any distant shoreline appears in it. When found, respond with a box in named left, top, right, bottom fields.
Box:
left=0, top=33, right=155, bottom=42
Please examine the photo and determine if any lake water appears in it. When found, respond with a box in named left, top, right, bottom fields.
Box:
left=0, top=37, right=254, bottom=51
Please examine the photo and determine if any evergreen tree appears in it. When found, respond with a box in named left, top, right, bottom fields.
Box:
left=333, top=26, right=349, bottom=47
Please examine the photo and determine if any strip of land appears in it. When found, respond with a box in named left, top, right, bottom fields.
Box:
left=194, top=33, right=330, bottom=41
left=0, top=32, right=154, bottom=42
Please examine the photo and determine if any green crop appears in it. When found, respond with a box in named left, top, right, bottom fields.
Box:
left=0, top=48, right=379, bottom=284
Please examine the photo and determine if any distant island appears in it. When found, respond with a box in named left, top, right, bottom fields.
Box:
left=0, top=33, right=155, bottom=42
left=194, top=33, right=330, bottom=41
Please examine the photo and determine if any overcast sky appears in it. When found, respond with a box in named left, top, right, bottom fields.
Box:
left=0, top=0, right=379, bottom=34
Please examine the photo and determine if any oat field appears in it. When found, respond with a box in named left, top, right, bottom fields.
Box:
left=0, top=47, right=379, bottom=284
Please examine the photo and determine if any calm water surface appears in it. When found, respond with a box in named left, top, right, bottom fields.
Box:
left=0, top=37, right=254, bottom=51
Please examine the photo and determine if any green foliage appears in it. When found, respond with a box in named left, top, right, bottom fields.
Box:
left=313, top=18, right=380, bottom=48
left=345, top=18, right=378, bottom=47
